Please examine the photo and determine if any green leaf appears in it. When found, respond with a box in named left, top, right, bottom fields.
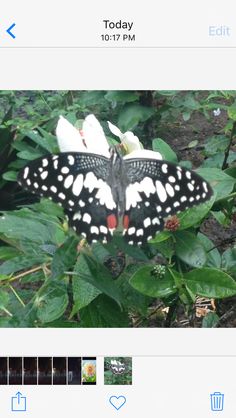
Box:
left=178, top=195, right=215, bottom=230
left=174, top=231, right=207, bottom=268
left=0, top=255, right=48, bottom=275
left=2, top=171, right=17, bottom=181
left=149, top=231, right=171, bottom=243
left=227, top=105, right=236, bottom=121
left=105, top=91, right=138, bottom=103
left=188, top=140, right=198, bottom=148
left=202, top=312, right=219, bottom=328
left=111, top=235, right=148, bottom=261
left=202, top=152, right=236, bottom=169
left=197, top=233, right=221, bottom=268
left=51, top=236, right=79, bottom=279
left=24, top=129, right=57, bottom=153
left=32, top=199, right=64, bottom=218
left=71, top=277, right=101, bottom=314
left=74, top=253, right=122, bottom=306
left=80, top=295, right=129, bottom=327
left=0, top=290, right=10, bottom=309
left=184, top=268, right=236, bottom=298
left=129, top=266, right=177, bottom=298
left=118, top=104, right=155, bottom=131
left=196, top=168, right=236, bottom=201
left=0, top=246, right=20, bottom=260
left=222, top=248, right=236, bottom=276
left=34, top=280, right=69, bottom=323
left=0, top=209, right=64, bottom=244
left=211, top=210, right=229, bottom=226
left=152, top=138, right=177, bottom=162
left=204, top=135, right=230, bottom=156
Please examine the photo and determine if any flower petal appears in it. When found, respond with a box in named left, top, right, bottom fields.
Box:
left=56, top=115, right=86, bottom=152
left=83, top=114, right=110, bottom=157
left=123, top=149, right=163, bottom=160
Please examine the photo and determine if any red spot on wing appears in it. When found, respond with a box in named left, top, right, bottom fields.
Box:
left=107, top=214, right=118, bottom=229
left=123, top=215, right=130, bottom=229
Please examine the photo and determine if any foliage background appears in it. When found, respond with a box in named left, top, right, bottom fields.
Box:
left=0, top=90, right=236, bottom=328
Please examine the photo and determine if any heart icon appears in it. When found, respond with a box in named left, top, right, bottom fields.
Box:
left=109, top=395, right=126, bottom=410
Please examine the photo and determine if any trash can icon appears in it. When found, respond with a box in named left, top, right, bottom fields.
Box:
left=210, top=392, right=224, bottom=411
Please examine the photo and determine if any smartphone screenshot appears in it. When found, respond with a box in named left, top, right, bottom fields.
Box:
left=0, top=0, right=235, bottom=416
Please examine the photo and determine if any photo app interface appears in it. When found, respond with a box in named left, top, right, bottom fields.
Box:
left=0, top=1, right=236, bottom=417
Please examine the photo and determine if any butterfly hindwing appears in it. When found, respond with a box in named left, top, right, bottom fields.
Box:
left=123, top=158, right=213, bottom=244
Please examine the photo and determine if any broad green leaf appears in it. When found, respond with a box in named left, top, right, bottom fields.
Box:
left=204, top=135, right=229, bottom=156
left=17, top=149, right=43, bottom=160
left=0, top=255, right=48, bottom=275
left=196, top=168, right=236, bottom=201
left=34, top=280, right=69, bottom=323
left=222, top=248, right=236, bottom=276
left=197, top=233, right=221, bottom=268
left=0, top=290, right=9, bottom=309
left=174, top=231, right=207, bottom=268
left=32, top=199, right=64, bottom=218
left=24, top=129, right=57, bottom=153
left=51, top=236, right=79, bottom=279
left=202, top=152, right=236, bottom=169
left=111, top=235, right=148, bottom=261
left=0, top=246, right=20, bottom=260
left=177, top=195, right=215, bottom=230
left=105, top=91, right=138, bottom=103
left=0, top=209, right=64, bottom=244
left=129, top=266, right=177, bottom=298
left=202, top=312, right=219, bottom=328
left=71, top=277, right=101, bottom=314
left=2, top=171, right=17, bottom=181
left=118, top=104, right=155, bottom=131
left=79, top=295, right=129, bottom=327
left=152, top=138, right=177, bottom=162
left=149, top=231, right=171, bottom=244
left=211, top=210, right=229, bottom=226
left=227, top=105, right=236, bottom=120
left=184, top=267, right=236, bottom=298
left=74, top=253, right=122, bottom=306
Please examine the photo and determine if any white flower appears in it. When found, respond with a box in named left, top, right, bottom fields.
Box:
left=56, top=115, right=163, bottom=160
left=213, top=108, right=221, bottom=117
left=108, top=121, right=162, bottom=160
left=56, top=115, right=110, bottom=157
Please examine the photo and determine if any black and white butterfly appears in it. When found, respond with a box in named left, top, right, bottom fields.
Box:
left=17, top=148, right=213, bottom=245
left=110, top=360, right=126, bottom=375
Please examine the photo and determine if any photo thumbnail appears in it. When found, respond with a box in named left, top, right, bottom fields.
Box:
left=104, top=357, right=132, bottom=385
left=0, top=90, right=235, bottom=328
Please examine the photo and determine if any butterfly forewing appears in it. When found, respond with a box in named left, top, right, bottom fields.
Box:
left=123, top=158, right=213, bottom=245
left=17, top=152, right=117, bottom=243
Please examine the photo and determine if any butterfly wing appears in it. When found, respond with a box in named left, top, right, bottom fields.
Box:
left=17, top=152, right=118, bottom=243
left=123, top=158, right=213, bottom=245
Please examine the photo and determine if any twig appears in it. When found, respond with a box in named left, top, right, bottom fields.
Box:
left=8, top=285, right=25, bottom=308
left=8, top=264, right=50, bottom=283
left=222, top=120, right=236, bottom=170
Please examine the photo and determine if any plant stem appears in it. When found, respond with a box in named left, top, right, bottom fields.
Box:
left=222, top=120, right=236, bottom=170
left=8, top=285, right=25, bottom=307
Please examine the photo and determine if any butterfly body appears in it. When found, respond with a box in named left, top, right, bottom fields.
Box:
left=17, top=148, right=213, bottom=245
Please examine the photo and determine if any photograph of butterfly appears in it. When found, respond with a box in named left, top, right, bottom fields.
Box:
left=104, top=357, right=132, bottom=385
left=0, top=90, right=236, bottom=328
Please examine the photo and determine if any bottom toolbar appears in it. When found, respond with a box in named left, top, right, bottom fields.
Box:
left=0, top=356, right=234, bottom=417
